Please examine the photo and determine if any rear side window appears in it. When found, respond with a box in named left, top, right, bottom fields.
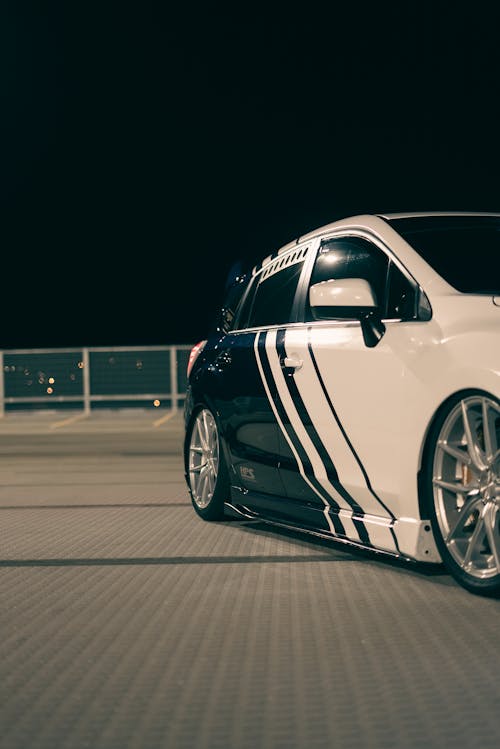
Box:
left=219, top=276, right=248, bottom=332
left=240, top=251, right=307, bottom=329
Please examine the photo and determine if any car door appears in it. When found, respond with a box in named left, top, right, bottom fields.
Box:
left=219, top=242, right=314, bottom=514
left=205, top=328, right=285, bottom=498
left=206, top=244, right=310, bottom=504
left=273, top=233, right=420, bottom=548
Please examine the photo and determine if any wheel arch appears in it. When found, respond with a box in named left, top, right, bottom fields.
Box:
left=417, top=386, right=498, bottom=519
left=183, top=397, right=232, bottom=480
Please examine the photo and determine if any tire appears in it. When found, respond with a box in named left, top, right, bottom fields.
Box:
left=422, top=390, right=500, bottom=597
left=186, top=407, right=229, bottom=520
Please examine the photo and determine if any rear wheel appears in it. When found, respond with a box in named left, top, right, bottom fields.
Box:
left=424, top=391, right=500, bottom=596
left=187, top=407, right=228, bottom=520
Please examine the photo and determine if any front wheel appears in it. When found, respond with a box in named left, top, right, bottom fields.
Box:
left=186, top=407, right=228, bottom=520
left=423, top=391, right=500, bottom=597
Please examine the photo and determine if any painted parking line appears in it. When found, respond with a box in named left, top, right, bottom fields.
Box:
left=50, top=412, right=89, bottom=430
left=153, top=410, right=177, bottom=428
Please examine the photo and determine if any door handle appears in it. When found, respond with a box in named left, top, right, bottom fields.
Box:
left=281, top=356, right=303, bottom=370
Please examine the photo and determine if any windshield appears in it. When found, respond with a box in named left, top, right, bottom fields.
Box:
left=387, top=216, right=500, bottom=294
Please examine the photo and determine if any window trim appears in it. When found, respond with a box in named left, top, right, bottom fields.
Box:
left=231, top=242, right=312, bottom=332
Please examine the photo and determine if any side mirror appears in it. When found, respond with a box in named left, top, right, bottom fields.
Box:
left=309, top=278, right=386, bottom=348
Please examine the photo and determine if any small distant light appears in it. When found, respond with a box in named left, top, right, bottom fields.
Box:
left=47, top=387, right=54, bottom=394
left=24, top=369, right=30, bottom=376
left=136, top=360, right=143, bottom=369
left=48, top=377, right=55, bottom=384
left=38, top=377, right=44, bottom=384
left=108, top=357, right=116, bottom=365
left=70, top=373, right=76, bottom=381
left=77, top=361, right=84, bottom=369
left=153, top=399, right=160, bottom=407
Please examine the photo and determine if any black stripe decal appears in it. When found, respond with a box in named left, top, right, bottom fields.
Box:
left=257, top=332, right=346, bottom=537
left=259, top=334, right=313, bottom=474
left=306, top=328, right=401, bottom=552
left=275, top=329, right=370, bottom=546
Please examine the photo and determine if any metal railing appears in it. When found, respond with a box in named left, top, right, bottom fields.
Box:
left=0, top=345, right=193, bottom=415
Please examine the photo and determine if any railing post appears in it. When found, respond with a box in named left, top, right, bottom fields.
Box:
left=0, top=351, right=4, bottom=418
left=82, top=348, right=91, bottom=415
left=170, top=346, right=178, bottom=412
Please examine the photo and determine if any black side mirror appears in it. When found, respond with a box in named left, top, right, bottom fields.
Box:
left=360, top=310, right=386, bottom=348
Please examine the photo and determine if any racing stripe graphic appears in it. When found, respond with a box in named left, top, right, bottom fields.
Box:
left=306, top=327, right=400, bottom=552
left=282, top=325, right=398, bottom=553
left=259, top=330, right=363, bottom=542
left=274, top=329, right=371, bottom=546
left=254, top=332, right=346, bottom=537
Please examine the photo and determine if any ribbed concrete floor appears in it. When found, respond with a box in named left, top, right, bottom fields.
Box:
left=0, top=411, right=499, bottom=749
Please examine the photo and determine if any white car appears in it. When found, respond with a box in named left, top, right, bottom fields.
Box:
left=184, top=212, right=500, bottom=597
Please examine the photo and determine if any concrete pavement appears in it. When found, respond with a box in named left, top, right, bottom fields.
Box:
left=0, top=410, right=499, bottom=749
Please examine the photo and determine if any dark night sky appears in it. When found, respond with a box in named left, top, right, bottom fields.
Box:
left=1, top=3, right=499, bottom=349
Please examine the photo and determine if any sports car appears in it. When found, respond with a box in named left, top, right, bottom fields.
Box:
left=184, top=212, right=500, bottom=596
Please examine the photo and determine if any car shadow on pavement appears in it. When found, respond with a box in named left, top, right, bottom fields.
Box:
left=228, top=518, right=456, bottom=586
left=0, top=552, right=351, bottom=568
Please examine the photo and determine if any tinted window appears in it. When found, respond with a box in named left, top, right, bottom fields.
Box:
left=307, top=237, right=388, bottom=320
left=388, top=217, right=500, bottom=294
left=235, top=276, right=258, bottom=329
left=245, top=257, right=305, bottom=328
left=307, top=236, right=416, bottom=321
left=219, top=275, right=248, bottom=332
left=386, top=262, right=416, bottom=318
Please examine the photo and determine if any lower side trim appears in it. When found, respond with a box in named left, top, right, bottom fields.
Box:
left=224, top=501, right=441, bottom=563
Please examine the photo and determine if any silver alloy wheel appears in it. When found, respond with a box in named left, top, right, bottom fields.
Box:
left=188, top=409, right=220, bottom=509
left=433, top=395, right=500, bottom=579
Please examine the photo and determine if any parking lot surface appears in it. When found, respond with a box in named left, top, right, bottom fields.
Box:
left=1, top=409, right=499, bottom=749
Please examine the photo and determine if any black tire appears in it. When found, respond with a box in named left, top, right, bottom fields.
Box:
left=186, top=407, right=229, bottom=520
left=421, top=390, right=500, bottom=597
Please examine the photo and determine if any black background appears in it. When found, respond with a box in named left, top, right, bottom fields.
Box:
left=2, top=3, right=499, bottom=348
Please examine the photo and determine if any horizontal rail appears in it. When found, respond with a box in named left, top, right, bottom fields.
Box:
left=3, top=394, right=176, bottom=404
left=0, top=345, right=193, bottom=414
left=2, top=345, right=193, bottom=355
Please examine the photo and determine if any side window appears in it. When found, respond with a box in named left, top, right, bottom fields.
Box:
left=219, top=276, right=249, bottom=332
left=306, top=237, right=389, bottom=321
left=306, top=235, right=417, bottom=321
left=244, top=254, right=306, bottom=329
left=386, top=262, right=416, bottom=319
left=235, top=276, right=259, bottom=330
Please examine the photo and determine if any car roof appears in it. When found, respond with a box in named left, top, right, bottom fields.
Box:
left=303, top=211, right=500, bottom=239
left=377, top=211, right=500, bottom=219
left=251, top=211, right=500, bottom=275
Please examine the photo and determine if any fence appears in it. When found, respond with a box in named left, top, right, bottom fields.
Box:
left=0, top=345, right=193, bottom=415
